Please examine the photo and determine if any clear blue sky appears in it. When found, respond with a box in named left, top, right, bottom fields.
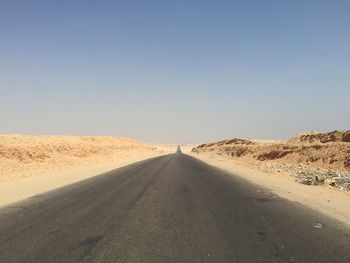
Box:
left=1, top=0, right=349, bottom=143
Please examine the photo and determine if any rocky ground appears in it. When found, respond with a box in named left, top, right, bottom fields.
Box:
left=192, top=130, right=350, bottom=191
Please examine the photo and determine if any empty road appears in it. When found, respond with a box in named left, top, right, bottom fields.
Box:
left=0, top=152, right=349, bottom=262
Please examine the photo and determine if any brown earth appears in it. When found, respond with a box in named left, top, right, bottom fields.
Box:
left=192, top=130, right=350, bottom=191
left=289, top=130, right=350, bottom=144
left=0, top=135, right=161, bottom=184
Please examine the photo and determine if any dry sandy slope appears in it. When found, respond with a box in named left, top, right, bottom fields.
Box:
left=0, top=135, right=165, bottom=206
left=192, top=130, right=350, bottom=190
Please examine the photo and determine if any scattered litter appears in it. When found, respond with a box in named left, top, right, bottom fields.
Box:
left=312, top=223, right=324, bottom=229
left=192, top=130, right=350, bottom=192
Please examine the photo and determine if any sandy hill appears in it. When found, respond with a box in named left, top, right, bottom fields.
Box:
left=290, top=130, right=350, bottom=144
left=0, top=135, right=159, bottom=184
left=192, top=130, right=350, bottom=191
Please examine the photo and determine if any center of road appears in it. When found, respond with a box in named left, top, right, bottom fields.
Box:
left=0, top=153, right=349, bottom=262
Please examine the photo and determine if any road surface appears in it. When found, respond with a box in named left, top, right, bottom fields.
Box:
left=0, top=152, right=349, bottom=262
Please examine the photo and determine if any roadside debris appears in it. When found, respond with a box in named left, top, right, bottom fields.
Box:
left=192, top=130, right=350, bottom=191
left=312, top=223, right=324, bottom=229
left=264, top=162, right=350, bottom=191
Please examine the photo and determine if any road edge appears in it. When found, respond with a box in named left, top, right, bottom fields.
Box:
left=188, top=152, right=350, bottom=227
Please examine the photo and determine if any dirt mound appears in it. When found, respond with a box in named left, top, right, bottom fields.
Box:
left=0, top=135, right=154, bottom=184
left=197, top=138, right=254, bottom=149
left=0, top=135, right=144, bottom=161
left=290, top=130, right=350, bottom=144
left=192, top=130, right=350, bottom=191
left=257, top=149, right=293, bottom=161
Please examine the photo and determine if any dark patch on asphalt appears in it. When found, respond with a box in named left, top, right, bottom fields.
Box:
left=79, top=235, right=103, bottom=247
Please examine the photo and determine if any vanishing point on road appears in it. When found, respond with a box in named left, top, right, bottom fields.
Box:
left=0, top=150, right=349, bottom=262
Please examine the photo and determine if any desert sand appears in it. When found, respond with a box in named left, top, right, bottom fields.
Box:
left=0, top=135, right=167, bottom=206
left=192, top=130, right=350, bottom=190
left=149, top=143, right=197, bottom=154
left=2, top=131, right=349, bottom=225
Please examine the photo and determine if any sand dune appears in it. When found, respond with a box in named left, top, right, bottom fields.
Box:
left=0, top=135, right=168, bottom=206
left=0, top=135, right=163, bottom=184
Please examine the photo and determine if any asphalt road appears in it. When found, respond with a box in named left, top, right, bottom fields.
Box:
left=0, top=151, right=349, bottom=262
